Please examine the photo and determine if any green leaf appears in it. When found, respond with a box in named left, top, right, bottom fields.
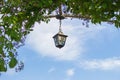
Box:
left=0, top=58, right=4, bottom=66
left=0, top=65, right=7, bottom=72
left=0, top=58, right=7, bottom=72
left=9, top=58, right=18, bottom=68
left=9, top=52, right=14, bottom=57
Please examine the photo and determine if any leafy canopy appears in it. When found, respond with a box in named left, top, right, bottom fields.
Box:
left=0, top=0, right=120, bottom=72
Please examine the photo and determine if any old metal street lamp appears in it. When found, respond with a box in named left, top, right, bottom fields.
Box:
left=53, top=29, right=68, bottom=48
left=53, top=17, right=68, bottom=49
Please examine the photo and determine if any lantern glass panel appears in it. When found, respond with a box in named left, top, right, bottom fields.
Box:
left=54, top=35, right=59, bottom=46
left=58, top=35, right=66, bottom=46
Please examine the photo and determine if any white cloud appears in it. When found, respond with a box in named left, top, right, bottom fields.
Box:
left=66, top=68, right=75, bottom=77
left=26, top=18, right=106, bottom=61
left=80, top=57, right=120, bottom=70
left=48, top=67, right=55, bottom=73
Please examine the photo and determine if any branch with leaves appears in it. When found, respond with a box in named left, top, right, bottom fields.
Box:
left=0, top=0, right=120, bottom=72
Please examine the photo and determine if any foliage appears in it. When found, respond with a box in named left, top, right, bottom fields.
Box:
left=0, top=0, right=120, bottom=72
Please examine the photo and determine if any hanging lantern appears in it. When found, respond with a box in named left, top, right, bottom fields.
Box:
left=53, top=13, right=68, bottom=49
left=53, top=31, right=67, bottom=48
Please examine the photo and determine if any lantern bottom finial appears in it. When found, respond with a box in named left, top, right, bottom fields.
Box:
left=56, top=45, right=64, bottom=49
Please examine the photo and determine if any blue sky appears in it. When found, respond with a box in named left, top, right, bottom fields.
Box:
left=1, top=18, right=120, bottom=80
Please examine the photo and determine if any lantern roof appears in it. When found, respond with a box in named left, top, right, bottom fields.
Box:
left=53, top=31, right=68, bottom=38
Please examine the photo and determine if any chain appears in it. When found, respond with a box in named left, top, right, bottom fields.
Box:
left=59, top=19, right=62, bottom=32
left=58, top=4, right=63, bottom=33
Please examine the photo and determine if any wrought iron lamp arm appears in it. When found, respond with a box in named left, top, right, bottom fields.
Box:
left=44, top=14, right=114, bottom=23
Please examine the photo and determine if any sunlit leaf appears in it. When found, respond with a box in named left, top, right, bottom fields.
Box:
left=9, top=58, right=18, bottom=68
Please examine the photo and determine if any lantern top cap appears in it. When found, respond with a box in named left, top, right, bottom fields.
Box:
left=58, top=31, right=68, bottom=36
left=58, top=31, right=63, bottom=34
left=53, top=31, right=68, bottom=38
